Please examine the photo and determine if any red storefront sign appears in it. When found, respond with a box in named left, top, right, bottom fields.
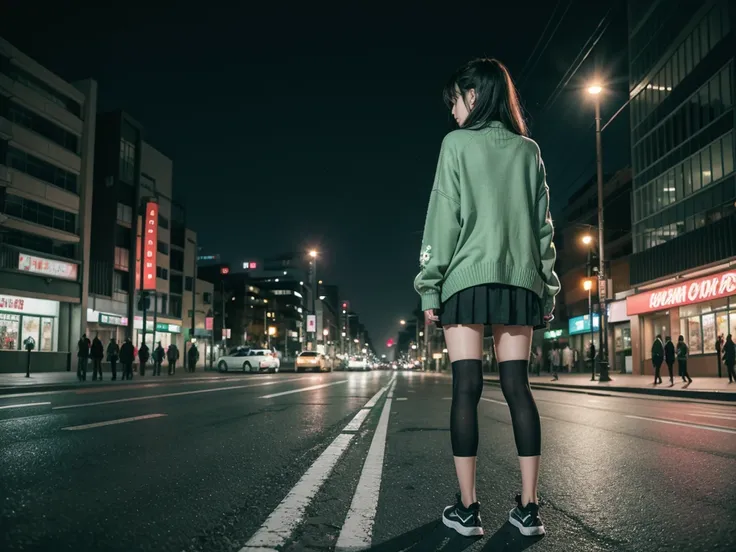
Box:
left=205, top=316, right=214, bottom=331
left=627, top=269, right=736, bottom=315
left=142, top=202, right=158, bottom=290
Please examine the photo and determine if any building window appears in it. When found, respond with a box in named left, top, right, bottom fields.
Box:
left=156, top=266, right=168, bottom=280
left=114, top=224, right=131, bottom=249
left=157, top=240, right=169, bottom=255
left=1, top=97, right=79, bottom=153
left=170, top=275, right=183, bottom=295
left=185, top=276, right=193, bottom=291
left=1, top=193, right=76, bottom=234
left=119, top=138, right=135, bottom=183
left=159, top=294, right=168, bottom=315
left=203, top=292, right=212, bottom=305
left=169, top=295, right=182, bottom=318
left=113, top=270, right=129, bottom=293
left=159, top=215, right=169, bottom=229
left=6, top=146, right=78, bottom=193
left=0, top=54, right=81, bottom=117
left=116, top=203, right=133, bottom=224
left=0, top=228, right=75, bottom=259
left=170, top=248, right=183, bottom=271
left=0, top=313, right=20, bottom=350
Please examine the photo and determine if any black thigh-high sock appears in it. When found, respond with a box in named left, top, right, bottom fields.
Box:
left=450, top=359, right=484, bottom=457
left=499, top=360, right=541, bottom=457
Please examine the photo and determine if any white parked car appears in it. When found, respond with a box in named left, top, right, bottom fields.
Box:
left=217, top=348, right=280, bottom=373
left=348, top=356, right=370, bottom=371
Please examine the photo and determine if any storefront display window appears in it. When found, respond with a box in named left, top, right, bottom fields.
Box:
left=40, top=317, right=54, bottom=351
left=702, top=314, right=716, bottom=353
left=679, top=298, right=736, bottom=355
left=643, top=314, right=670, bottom=359
left=0, top=313, right=20, bottom=350
left=22, top=315, right=40, bottom=347
left=615, top=325, right=632, bottom=351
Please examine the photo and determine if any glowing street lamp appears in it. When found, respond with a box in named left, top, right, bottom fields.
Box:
left=581, top=234, right=593, bottom=245
left=587, top=84, right=602, bottom=95
left=400, top=319, right=406, bottom=326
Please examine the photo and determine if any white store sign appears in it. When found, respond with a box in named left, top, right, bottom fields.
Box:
left=18, top=253, right=78, bottom=281
left=0, top=294, right=60, bottom=317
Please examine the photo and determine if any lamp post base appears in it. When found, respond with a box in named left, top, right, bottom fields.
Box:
left=597, top=360, right=612, bottom=382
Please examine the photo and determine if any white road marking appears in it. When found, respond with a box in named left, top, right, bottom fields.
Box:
left=240, top=378, right=395, bottom=551
left=53, top=377, right=307, bottom=410
left=687, top=413, right=736, bottom=421
left=335, top=380, right=397, bottom=551
left=626, top=415, right=736, bottom=434
left=0, top=401, right=51, bottom=410
left=395, top=397, right=408, bottom=401
left=442, top=397, right=452, bottom=400
left=62, top=413, right=167, bottom=431
left=259, top=380, right=348, bottom=399
left=480, top=397, right=507, bottom=406
left=540, top=416, right=554, bottom=421
left=343, top=409, right=371, bottom=432
left=364, top=387, right=388, bottom=408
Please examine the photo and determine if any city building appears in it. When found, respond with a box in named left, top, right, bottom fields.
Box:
left=0, top=37, right=97, bottom=370
left=554, top=169, right=634, bottom=372
left=87, top=111, right=188, bottom=353
left=626, top=0, right=735, bottom=376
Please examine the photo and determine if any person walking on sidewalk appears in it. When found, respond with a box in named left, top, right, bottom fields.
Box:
left=724, top=334, right=736, bottom=383
left=588, top=341, right=596, bottom=379
left=651, top=334, right=664, bottom=385
left=167, top=344, right=179, bottom=375
left=77, top=334, right=90, bottom=381
left=153, top=342, right=165, bottom=376
left=550, top=346, right=560, bottom=381
left=138, top=342, right=150, bottom=376
left=120, top=338, right=134, bottom=380
left=188, top=343, right=200, bottom=372
left=107, top=339, right=120, bottom=381
left=415, top=58, right=559, bottom=539
left=562, top=344, right=573, bottom=373
left=90, top=334, right=105, bottom=381
left=716, top=334, right=724, bottom=377
left=676, top=335, right=691, bottom=383
left=664, top=336, right=675, bottom=385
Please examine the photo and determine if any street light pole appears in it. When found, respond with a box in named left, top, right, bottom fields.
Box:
left=590, top=84, right=611, bottom=382
left=309, top=250, right=318, bottom=349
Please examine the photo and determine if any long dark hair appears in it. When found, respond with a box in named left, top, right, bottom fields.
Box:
left=443, top=58, right=528, bottom=136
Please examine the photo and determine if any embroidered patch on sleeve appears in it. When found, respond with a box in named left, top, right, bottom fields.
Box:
left=419, top=245, right=432, bottom=269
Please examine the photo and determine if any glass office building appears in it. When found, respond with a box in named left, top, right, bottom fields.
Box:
left=626, top=0, right=736, bottom=376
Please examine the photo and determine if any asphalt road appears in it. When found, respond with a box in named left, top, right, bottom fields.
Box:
left=1, top=370, right=735, bottom=552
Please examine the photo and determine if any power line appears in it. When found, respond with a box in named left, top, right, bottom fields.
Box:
left=519, top=0, right=575, bottom=88
left=543, top=8, right=613, bottom=111
left=519, top=0, right=562, bottom=82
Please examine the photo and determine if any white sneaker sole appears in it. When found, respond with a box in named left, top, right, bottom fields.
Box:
left=509, top=509, right=545, bottom=536
left=442, top=506, right=484, bottom=537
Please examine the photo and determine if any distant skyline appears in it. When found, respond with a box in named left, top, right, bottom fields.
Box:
left=1, top=2, right=632, bottom=353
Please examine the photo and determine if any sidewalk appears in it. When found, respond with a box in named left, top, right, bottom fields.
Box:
left=483, top=373, right=736, bottom=402
left=0, top=368, right=229, bottom=395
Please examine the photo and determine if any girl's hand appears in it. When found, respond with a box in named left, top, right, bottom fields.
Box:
left=544, top=313, right=554, bottom=323
left=425, top=309, right=439, bottom=324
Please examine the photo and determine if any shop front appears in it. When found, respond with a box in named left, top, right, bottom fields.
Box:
left=568, top=313, right=600, bottom=371
left=607, top=300, right=633, bottom=374
left=86, top=309, right=129, bottom=346
left=0, top=294, right=59, bottom=352
left=627, top=267, right=736, bottom=376
left=133, top=317, right=182, bottom=350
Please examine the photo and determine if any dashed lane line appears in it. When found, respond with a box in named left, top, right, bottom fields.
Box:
left=52, top=377, right=308, bottom=410
left=258, top=380, right=348, bottom=399
left=61, top=413, right=167, bottom=431
left=625, top=415, right=736, bottom=434
left=0, top=402, right=51, bottom=410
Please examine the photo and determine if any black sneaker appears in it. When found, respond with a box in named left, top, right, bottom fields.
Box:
left=442, top=493, right=483, bottom=537
left=509, top=494, right=545, bottom=536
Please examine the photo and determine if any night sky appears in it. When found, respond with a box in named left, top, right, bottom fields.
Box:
left=2, top=2, right=631, bottom=353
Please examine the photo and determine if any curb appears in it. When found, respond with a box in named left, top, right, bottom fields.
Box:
left=483, top=378, right=736, bottom=402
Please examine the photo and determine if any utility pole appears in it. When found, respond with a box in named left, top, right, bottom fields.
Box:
left=593, top=94, right=610, bottom=382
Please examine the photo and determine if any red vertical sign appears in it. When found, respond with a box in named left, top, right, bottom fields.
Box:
left=142, top=202, right=158, bottom=290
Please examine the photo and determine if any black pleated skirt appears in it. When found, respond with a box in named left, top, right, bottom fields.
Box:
left=439, top=284, right=546, bottom=330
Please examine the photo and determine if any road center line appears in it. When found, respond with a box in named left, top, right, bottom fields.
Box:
left=0, top=402, right=51, bottom=410
left=686, top=413, right=736, bottom=421
left=240, top=377, right=395, bottom=551
left=259, top=380, right=347, bottom=399
left=625, top=415, right=736, bottom=434
left=62, top=413, right=167, bottom=431
left=335, top=379, right=397, bottom=551
left=481, top=397, right=507, bottom=406
left=53, top=377, right=308, bottom=410
left=343, top=409, right=370, bottom=432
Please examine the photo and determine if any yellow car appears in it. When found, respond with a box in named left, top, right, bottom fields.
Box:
left=296, top=351, right=332, bottom=372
